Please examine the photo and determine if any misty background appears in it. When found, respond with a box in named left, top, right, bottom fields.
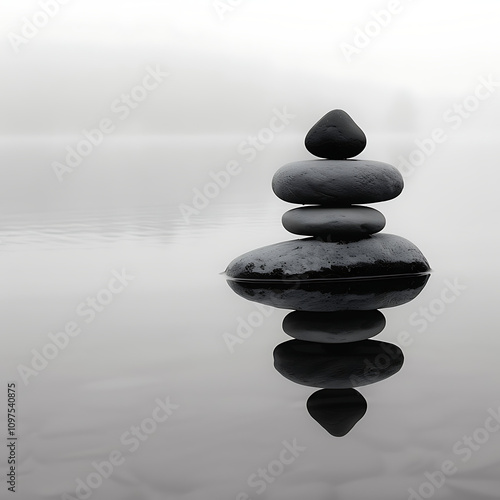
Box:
left=1, top=3, right=500, bottom=499
left=0, top=0, right=499, bottom=217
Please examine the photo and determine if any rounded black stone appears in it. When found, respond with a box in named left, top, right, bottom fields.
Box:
left=272, top=159, right=404, bottom=205
left=305, top=109, right=367, bottom=160
left=282, top=310, right=386, bottom=343
left=282, top=206, right=386, bottom=238
left=273, top=339, right=404, bottom=389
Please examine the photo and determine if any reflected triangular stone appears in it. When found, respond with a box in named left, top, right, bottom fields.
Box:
left=307, top=389, right=367, bottom=437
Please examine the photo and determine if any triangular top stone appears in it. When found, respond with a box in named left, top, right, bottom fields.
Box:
left=305, top=109, right=366, bottom=159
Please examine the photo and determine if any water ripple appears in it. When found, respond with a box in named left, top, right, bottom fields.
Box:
left=0, top=204, right=283, bottom=251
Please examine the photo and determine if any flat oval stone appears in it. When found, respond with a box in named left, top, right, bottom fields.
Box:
left=225, top=234, right=430, bottom=281
left=227, top=274, right=430, bottom=311
left=307, top=389, right=367, bottom=437
left=282, top=206, right=385, bottom=238
left=283, top=310, right=386, bottom=343
left=273, top=339, right=404, bottom=388
left=272, top=160, right=403, bottom=204
left=305, top=109, right=367, bottom=159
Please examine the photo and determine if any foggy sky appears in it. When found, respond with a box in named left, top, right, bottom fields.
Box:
left=1, top=0, right=500, bottom=135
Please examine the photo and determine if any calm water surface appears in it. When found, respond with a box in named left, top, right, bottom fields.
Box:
left=0, top=204, right=498, bottom=500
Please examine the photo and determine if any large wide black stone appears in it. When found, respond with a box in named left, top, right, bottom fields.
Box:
left=273, top=339, right=404, bottom=388
left=225, top=234, right=430, bottom=281
left=305, top=109, right=367, bottom=160
left=306, top=389, right=367, bottom=437
left=272, top=159, right=403, bottom=205
left=226, top=274, right=430, bottom=311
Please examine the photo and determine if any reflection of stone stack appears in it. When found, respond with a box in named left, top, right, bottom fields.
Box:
left=274, top=317, right=406, bottom=437
left=229, top=276, right=429, bottom=437
left=226, top=109, right=430, bottom=281
left=225, top=110, right=432, bottom=437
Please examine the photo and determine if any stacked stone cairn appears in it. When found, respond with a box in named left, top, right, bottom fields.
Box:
left=279, top=109, right=393, bottom=243
left=226, top=109, right=430, bottom=281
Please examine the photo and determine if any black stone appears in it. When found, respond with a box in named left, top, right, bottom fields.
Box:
left=282, top=206, right=385, bottom=238
left=272, top=159, right=403, bottom=205
left=225, top=234, right=430, bottom=281
left=226, top=274, right=430, bottom=312
left=273, top=339, right=404, bottom=388
left=306, top=389, right=367, bottom=437
left=305, top=110, right=367, bottom=160
left=283, top=310, right=386, bottom=343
